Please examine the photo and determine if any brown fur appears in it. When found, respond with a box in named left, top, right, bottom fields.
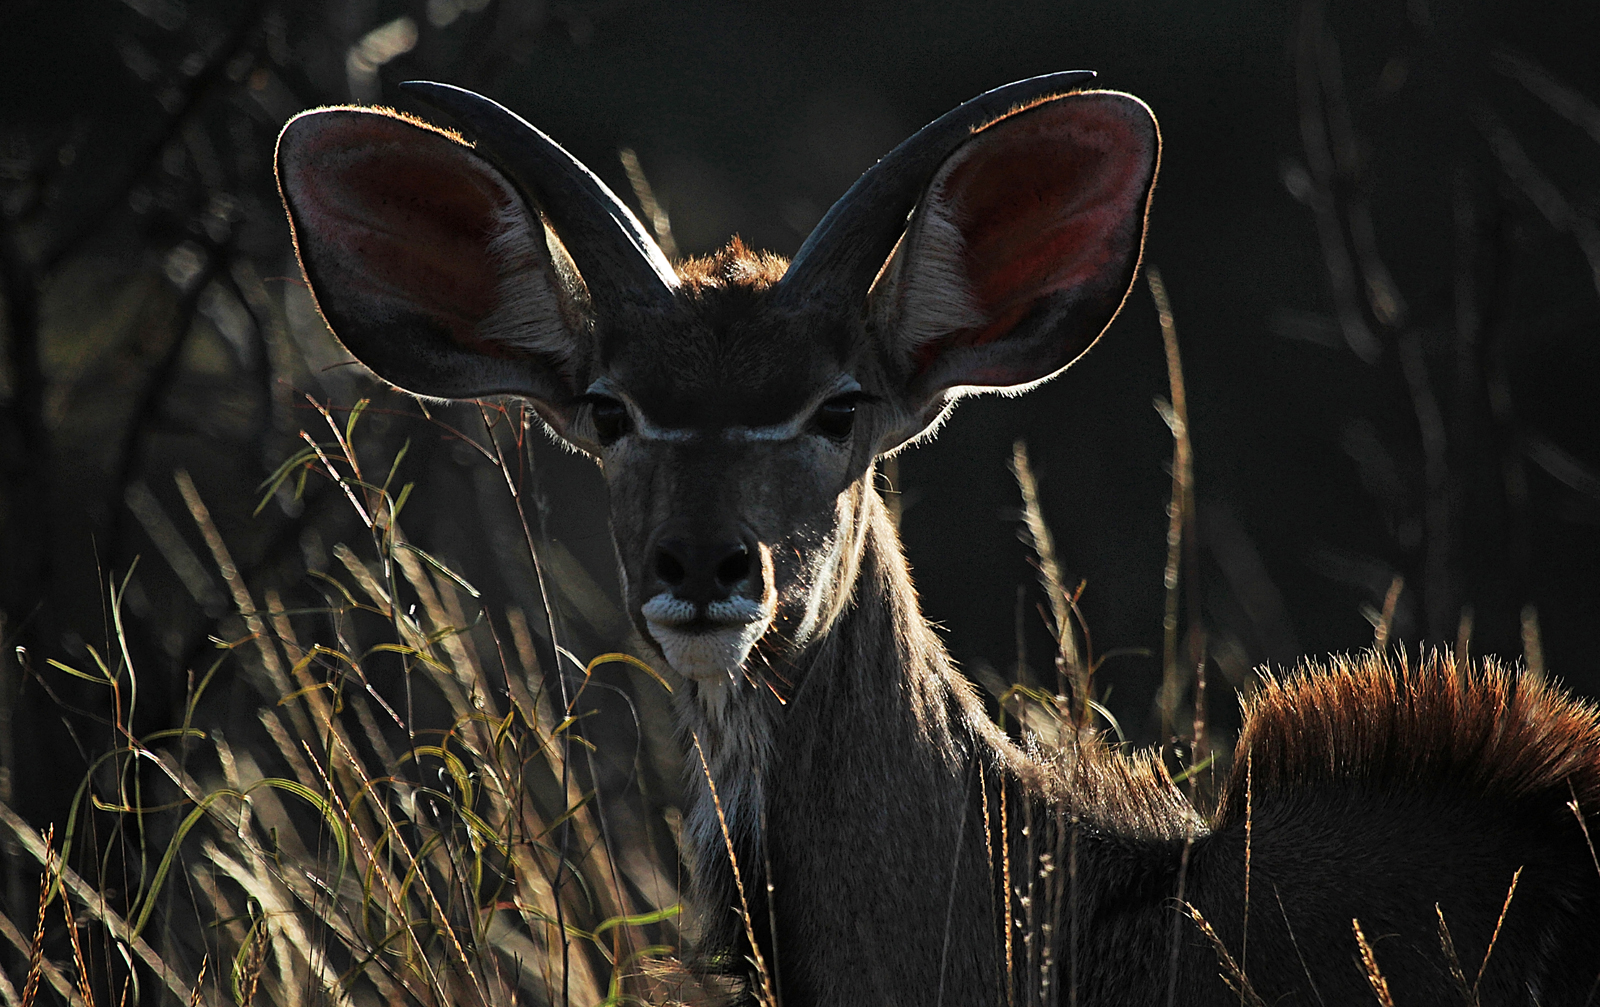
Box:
left=1225, top=651, right=1600, bottom=815
left=673, top=237, right=789, bottom=291
left=689, top=492, right=1600, bottom=1006
left=1187, top=653, right=1600, bottom=1004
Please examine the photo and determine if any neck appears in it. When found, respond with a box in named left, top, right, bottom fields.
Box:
left=676, top=490, right=1196, bottom=1004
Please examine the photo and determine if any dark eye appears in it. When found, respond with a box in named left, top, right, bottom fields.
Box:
left=813, top=397, right=858, bottom=441
left=588, top=396, right=632, bottom=446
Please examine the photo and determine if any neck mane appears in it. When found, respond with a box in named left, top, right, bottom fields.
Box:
left=674, top=487, right=1197, bottom=999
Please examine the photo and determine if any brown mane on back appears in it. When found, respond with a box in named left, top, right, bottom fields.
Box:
left=1216, top=650, right=1600, bottom=826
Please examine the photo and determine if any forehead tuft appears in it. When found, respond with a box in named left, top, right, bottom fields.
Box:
left=673, top=236, right=789, bottom=292
left=600, top=240, right=845, bottom=427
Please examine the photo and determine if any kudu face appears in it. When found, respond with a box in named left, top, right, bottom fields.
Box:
left=276, top=75, right=1159, bottom=691
left=592, top=304, right=882, bottom=686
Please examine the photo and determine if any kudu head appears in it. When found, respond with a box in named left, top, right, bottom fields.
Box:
left=276, top=75, right=1158, bottom=692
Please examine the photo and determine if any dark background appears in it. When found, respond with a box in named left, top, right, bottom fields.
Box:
left=2, top=0, right=1597, bottom=900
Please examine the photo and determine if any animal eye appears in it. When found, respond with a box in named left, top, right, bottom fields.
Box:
left=587, top=396, right=632, bottom=446
left=813, top=397, right=858, bottom=441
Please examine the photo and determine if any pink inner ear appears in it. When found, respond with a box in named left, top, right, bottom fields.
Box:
left=287, top=116, right=510, bottom=347
left=918, top=96, right=1154, bottom=365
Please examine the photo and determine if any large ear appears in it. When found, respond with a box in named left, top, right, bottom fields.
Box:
left=872, top=91, right=1159, bottom=403
left=276, top=106, right=588, bottom=411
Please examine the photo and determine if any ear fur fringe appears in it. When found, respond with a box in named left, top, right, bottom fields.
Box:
left=478, top=196, right=585, bottom=370
left=875, top=177, right=987, bottom=355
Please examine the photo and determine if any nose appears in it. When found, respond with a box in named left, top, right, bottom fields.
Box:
left=651, top=535, right=756, bottom=608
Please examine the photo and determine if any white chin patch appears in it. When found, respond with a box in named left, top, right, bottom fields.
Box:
left=642, top=595, right=771, bottom=682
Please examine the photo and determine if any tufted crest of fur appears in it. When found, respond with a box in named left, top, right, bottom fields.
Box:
left=1225, top=650, right=1600, bottom=816
left=1177, top=651, right=1600, bottom=1004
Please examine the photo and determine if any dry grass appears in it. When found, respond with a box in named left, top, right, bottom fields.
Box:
left=0, top=399, right=691, bottom=1007
left=1351, top=919, right=1393, bottom=1007
left=3, top=327, right=1592, bottom=1007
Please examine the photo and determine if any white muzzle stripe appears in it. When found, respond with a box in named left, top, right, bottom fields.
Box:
left=642, top=592, right=771, bottom=681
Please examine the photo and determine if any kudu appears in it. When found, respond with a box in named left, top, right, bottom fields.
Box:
left=276, top=74, right=1600, bottom=1004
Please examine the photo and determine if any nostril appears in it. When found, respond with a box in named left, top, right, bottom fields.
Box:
left=655, top=548, right=686, bottom=586
left=715, top=545, right=751, bottom=587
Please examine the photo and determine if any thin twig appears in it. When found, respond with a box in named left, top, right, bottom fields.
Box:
left=1241, top=751, right=1253, bottom=996
left=691, top=735, right=775, bottom=1006
left=1011, top=441, right=1086, bottom=724
left=1373, top=575, right=1404, bottom=652
left=759, top=768, right=782, bottom=1007
left=1570, top=782, right=1600, bottom=880
left=1455, top=607, right=1474, bottom=669
left=1164, top=836, right=1194, bottom=1007
left=934, top=759, right=974, bottom=1007
left=1003, top=781, right=1014, bottom=1007
left=1294, top=1, right=1382, bottom=363
left=478, top=402, right=577, bottom=1005
left=1520, top=607, right=1545, bottom=685
left=618, top=147, right=679, bottom=260
left=1475, top=107, right=1600, bottom=299
left=1183, top=903, right=1267, bottom=1007
left=1473, top=867, right=1522, bottom=996
left=106, top=243, right=230, bottom=566
left=62, top=892, right=92, bottom=1007
left=1148, top=266, right=1200, bottom=748
left=1398, top=332, right=1452, bottom=639
left=19, top=854, right=47, bottom=1007
left=1435, top=904, right=1475, bottom=1006
left=1493, top=49, right=1600, bottom=147
left=1273, top=883, right=1325, bottom=1007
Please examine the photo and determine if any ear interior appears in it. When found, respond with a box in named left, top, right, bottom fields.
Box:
left=875, top=91, right=1160, bottom=397
left=277, top=108, right=582, bottom=404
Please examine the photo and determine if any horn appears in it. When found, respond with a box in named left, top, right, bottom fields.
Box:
left=772, top=70, right=1097, bottom=309
left=399, top=80, right=678, bottom=310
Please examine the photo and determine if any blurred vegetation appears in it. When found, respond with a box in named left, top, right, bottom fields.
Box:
left=0, top=0, right=1596, bottom=1002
